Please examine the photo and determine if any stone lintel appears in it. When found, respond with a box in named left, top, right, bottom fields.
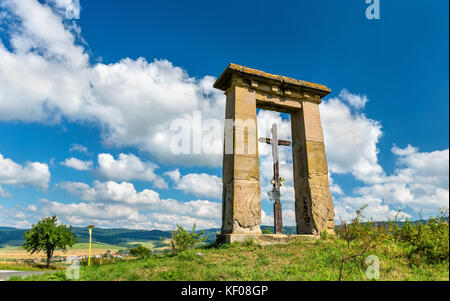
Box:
left=214, top=64, right=331, bottom=103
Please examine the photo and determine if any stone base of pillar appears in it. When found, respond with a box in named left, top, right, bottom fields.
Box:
left=216, top=233, right=319, bottom=245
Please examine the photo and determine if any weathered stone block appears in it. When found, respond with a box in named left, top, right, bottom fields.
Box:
left=233, top=179, right=261, bottom=233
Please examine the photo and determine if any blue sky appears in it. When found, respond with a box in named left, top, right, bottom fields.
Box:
left=0, top=0, right=448, bottom=230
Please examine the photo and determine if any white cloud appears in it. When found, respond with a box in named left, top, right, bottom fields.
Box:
left=97, top=153, right=167, bottom=189
left=0, top=153, right=50, bottom=190
left=0, top=0, right=225, bottom=167
left=58, top=180, right=222, bottom=226
left=40, top=198, right=145, bottom=221
left=60, top=180, right=160, bottom=205
left=164, top=169, right=181, bottom=182
left=261, top=209, right=296, bottom=226
left=351, top=145, right=449, bottom=216
left=164, top=169, right=222, bottom=199
left=338, top=88, right=369, bottom=109
left=329, top=174, right=344, bottom=196
left=0, top=205, right=31, bottom=228
left=69, top=143, right=89, bottom=154
left=334, top=197, right=411, bottom=222
left=27, top=204, right=37, bottom=212
left=391, top=145, right=449, bottom=190
left=321, top=94, right=384, bottom=184
left=261, top=209, right=273, bottom=226
left=60, top=157, right=93, bottom=171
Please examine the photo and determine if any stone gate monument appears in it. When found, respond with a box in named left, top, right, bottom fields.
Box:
left=214, top=64, right=335, bottom=243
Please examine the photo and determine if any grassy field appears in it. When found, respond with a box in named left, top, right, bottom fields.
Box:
left=0, top=261, right=64, bottom=271
left=0, top=243, right=121, bottom=260
left=12, top=236, right=449, bottom=281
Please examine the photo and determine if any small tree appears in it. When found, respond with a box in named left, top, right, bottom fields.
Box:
left=23, top=216, right=77, bottom=267
left=336, top=205, right=378, bottom=281
left=129, top=245, right=152, bottom=258
left=171, top=223, right=206, bottom=252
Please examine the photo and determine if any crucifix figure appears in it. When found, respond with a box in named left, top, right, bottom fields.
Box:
left=259, top=124, right=291, bottom=234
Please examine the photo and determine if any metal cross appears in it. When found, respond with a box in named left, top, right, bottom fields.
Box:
left=259, top=123, right=291, bottom=234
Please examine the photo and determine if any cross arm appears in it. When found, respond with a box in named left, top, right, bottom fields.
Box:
left=258, top=137, right=291, bottom=146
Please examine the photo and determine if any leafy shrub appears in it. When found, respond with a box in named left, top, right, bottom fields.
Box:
left=129, top=245, right=152, bottom=258
left=335, top=205, right=449, bottom=271
left=398, top=209, right=449, bottom=264
left=171, top=224, right=206, bottom=252
left=262, top=227, right=273, bottom=234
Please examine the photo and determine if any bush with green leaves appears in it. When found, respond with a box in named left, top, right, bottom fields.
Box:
left=23, top=216, right=77, bottom=267
left=129, top=245, right=152, bottom=258
left=397, top=209, right=449, bottom=264
left=336, top=205, right=449, bottom=268
left=262, top=227, right=273, bottom=234
left=171, top=224, right=206, bottom=252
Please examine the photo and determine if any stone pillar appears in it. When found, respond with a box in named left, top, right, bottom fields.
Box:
left=291, top=100, right=335, bottom=235
left=221, top=79, right=261, bottom=234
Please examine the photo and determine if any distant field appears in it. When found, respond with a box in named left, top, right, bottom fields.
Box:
left=0, top=243, right=121, bottom=260
left=125, top=241, right=155, bottom=249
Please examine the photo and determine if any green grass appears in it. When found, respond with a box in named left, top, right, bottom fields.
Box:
left=0, top=242, right=121, bottom=252
left=13, top=236, right=449, bottom=281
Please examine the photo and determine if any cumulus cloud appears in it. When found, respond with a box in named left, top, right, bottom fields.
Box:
left=334, top=197, right=412, bottom=222
left=59, top=181, right=222, bottom=226
left=39, top=198, right=145, bottom=221
left=0, top=153, right=50, bottom=190
left=60, top=180, right=160, bottom=205
left=321, top=94, right=384, bottom=184
left=350, top=145, right=449, bottom=216
left=97, top=153, right=167, bottom=189
left=164, top=169, right=181, bottom=182
left=0, top=0, right=225, bottom=167
left=164, top=169, right=222, bottom=199
left=338, top=88, right=369, bottom=109
left=60, top=157, right=93, bottom=170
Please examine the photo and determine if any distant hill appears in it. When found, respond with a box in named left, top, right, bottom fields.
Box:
left=0, top=227, right=172, bottom=249
left=0, top=225, right=298, bottom=248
